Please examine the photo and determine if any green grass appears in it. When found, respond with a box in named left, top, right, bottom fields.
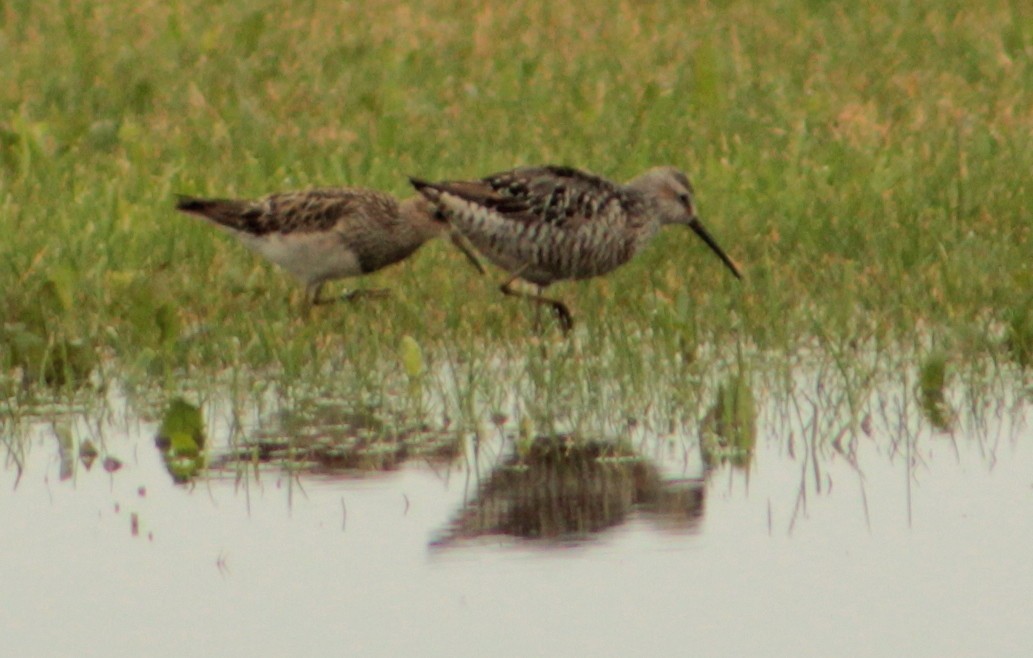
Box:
left=1, top=0, right=1031, bottom=432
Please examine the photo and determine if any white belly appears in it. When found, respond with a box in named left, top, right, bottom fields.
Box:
left=232, top=229, right=362, bottom=285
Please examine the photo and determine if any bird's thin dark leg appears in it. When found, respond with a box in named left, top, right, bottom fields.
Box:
left=449, top=231, right=486, bottom=275
left=530, top=289, right=544, bottom=335
left=307, top=282, right=329, bottom=306
left=341, top=288, right=392, bottom=302
left=543, top=294, right=574, bottom=334
left=308, top=282, right=391, bottom=305
left=499, top=275, right=573, bottom=334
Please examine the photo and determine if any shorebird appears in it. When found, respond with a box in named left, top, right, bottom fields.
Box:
left=410, top=165, right=742, bottom=331
left=176, top=187, right=469, bottom=306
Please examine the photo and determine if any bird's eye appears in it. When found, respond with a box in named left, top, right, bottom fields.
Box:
left=677, top=192, right=692, bottom=207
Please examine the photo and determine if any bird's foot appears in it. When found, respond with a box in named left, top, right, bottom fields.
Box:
left=548, top=300, right=574, bottom=335
left=341, top=288, right=392, bottom=302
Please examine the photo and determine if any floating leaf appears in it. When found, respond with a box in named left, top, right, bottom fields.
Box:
left=156, top=398, right=205, bottom=450
left=399, top=335, right=424, bottom=379
left=167, top=431, right=201, bottom=457
left=155, top=398, right=206, bottom=483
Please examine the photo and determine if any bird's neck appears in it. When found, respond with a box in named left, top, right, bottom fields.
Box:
left=399, top=197, right=446, bottom=240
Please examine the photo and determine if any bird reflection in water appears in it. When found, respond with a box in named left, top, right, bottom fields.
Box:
left=431, top=435, right=704, bottom=548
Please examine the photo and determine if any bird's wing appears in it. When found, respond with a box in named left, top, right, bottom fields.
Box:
left=177, top=188, right=390, bottom=236
left=485, top=166, right=626, bottom=227
left=260, top=188, right=397, bottom=235
left=416, top=166, right=624, bottom=229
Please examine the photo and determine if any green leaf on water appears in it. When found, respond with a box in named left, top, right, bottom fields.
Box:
left=156, top=397, right=206, bottom=450
left=399, top=335, right=424, bottom=380
left=155, top=397, right=206, bottom=483
left=167, top=431, right=201, bottom=457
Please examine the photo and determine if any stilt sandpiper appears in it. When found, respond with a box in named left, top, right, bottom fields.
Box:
left=176, top=188, right=447, bottom=306
left=411, top=165, right=741, bottom=331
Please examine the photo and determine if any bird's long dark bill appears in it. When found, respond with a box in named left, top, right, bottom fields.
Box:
left=689, top=219, right=742, bottom=279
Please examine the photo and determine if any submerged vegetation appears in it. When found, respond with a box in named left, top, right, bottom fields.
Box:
left=0, top=1, right=1030, bottom=457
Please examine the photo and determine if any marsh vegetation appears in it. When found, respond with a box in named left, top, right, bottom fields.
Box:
left=0, top=0, right=1029, bottom=532
left=1, top=7, right=1031, bottom=653
left=2, top=1, right=1029, bottom=392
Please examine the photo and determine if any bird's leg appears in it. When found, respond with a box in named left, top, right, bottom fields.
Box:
left=313, top=283, right=360, bottom=306
left=341, top=288, right=392, bottom=302
left=307, top=281, right=391, bottom=306
left=500, top=274, right=574, bottom=335
left=542, top=293, right=574, bottom=335
left=448, top=230, right=486, bottom=275
left=306, top=282, right=330, bottom=306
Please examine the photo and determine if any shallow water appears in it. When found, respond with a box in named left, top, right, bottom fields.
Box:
left=3, top=379, right=1032, bottom=658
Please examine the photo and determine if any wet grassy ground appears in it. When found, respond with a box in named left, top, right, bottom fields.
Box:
left=2, top=1, right=1031, bottom=410
left=2, top=5, right=1032, bottom=652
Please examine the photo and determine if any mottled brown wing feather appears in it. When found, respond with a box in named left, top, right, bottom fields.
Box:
left=478, top=165, right=626, bottom=227
left=260, top=189, right=381, bottom=235
left=178, top=188, right=397, bottom=236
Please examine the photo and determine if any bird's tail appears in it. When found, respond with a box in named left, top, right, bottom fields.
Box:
left=174, top=195, right=251, bottom=230
left=407, top=177, right=436, bottom=196
left=409, top=178, right=485, bottom=272
left=408, top=178, right=449, bottom=223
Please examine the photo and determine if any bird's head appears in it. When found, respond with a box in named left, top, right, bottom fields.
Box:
left=627, top=166, right=742, bottom=279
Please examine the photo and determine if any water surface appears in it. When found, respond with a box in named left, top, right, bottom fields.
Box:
left=3, top=380, right=1031, bottom=657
